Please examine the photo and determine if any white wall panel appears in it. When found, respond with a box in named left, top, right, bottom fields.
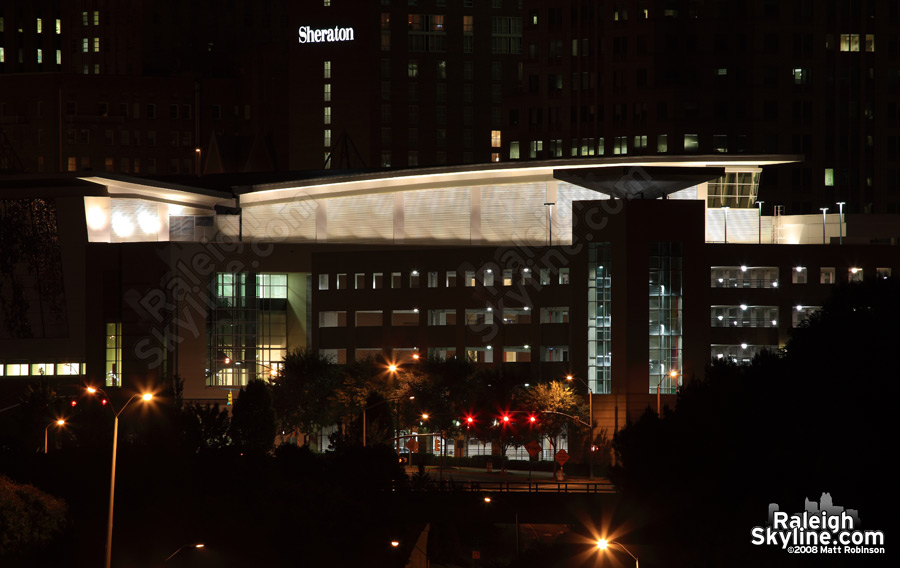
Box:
left=242, top=201, right=317, bottom=242
left=556, top=182, right=607, bottom=245
left=326, top=194, right=393, bottom=243
left=403, top=187, right=470, bottom=244
left=481, top=183, right=546, bottom=245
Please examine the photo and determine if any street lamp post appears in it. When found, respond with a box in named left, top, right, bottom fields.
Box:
left=836, top=201, right=845, bottom=245
left=722, top=206, right=730, bottom=243
left=44, top=419, right=65, bottom=454
left=164, top=543, right=205, bottom=563
left=89, top=388, right=154, bottom=568
left=565, top=375, right=594, bottom=480
left=756, top=200, right=764, bottom=244
left=656, top=370, right=679, bottom=415
left=598, top=539, right=639, bottom=568
left=820, top=207, right=829, bottom=244
left=543, top=202, right=555, bottom=246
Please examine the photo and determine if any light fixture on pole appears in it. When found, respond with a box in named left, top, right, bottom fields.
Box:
left=820, top=207, right=829, bottom=244
left=543, top=202, right=555, bottom=246
left=597, top=539, right=639, bottom=568
left=721, top=206, right=730, bottom=243
left=164, top=543, right=205, bottom=563
left=836, top=201, right=845, bottom=244
left=44, top=419, right=66, bottom=454
left=656, top=370, right=679, bottom=415
left=88, top=387, right=154, bottom=568
left=565, top=374, right=594, bottom=480
left=756, top=200, right=764, bottom=244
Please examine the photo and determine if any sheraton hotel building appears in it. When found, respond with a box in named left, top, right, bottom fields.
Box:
left=2, top=156, right=898, bottom=457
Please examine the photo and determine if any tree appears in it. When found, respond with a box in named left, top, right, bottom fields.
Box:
left=0, top=475, right=67, bottom=559
left=611, top=279, right=900, bottom=566
left=270, top=349, right=338, bottom=443
left=229, top=379, right=277, bottom=455
left=517, top=381, right=587, bottom=463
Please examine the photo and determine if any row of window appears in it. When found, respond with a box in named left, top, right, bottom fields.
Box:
left=65, top=156, right=194, bottom=175
left=0, top=47, right=61, bottom=65
left=709, top=305, right=822, bottom=328
left=710, top=266, right=891, bottom=288
left=0, top=362, right=84, bottom=377
left=509, top=133, right=723, bottom=159
left=0, top=17, right=63, bottom=34
left=317, top=268, right=569, bottom=291
left=319, top=306, right=569, bottom=328
left=321, top=345, right=569, bottom=366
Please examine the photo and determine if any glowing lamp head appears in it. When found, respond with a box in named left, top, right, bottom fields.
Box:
left=669, top=370, right=679, bottom=378
left=388, top=364, right=398, bottom=372
left=87, top=387, right=97, bottom=394
left=412, top=353, right=420, bottom=360
left=566, top=375, right=573, bottom=381
left=56, top=419, right=65, bottom=426
left=421, top=413, right=429, bottom=420
left=390, top=541, right=400, bottom=548
left=141, top=393, right=154, bottom=402
left=597, top=539, right=609, bottom=550
left=483, top=496, right=491, bottom=503
left=194, top=544, right=205, bottom=549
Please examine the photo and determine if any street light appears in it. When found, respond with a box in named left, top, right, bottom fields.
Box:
left=598, top=539, right=639, bottom=568
left=656, top=369, right=679, bottom=415
left=164, top=542, right=205, bottom=563
left=836, top=201, right=845, bottom=244
left=820, top=207, right=829, bottom=244
left=721, top=206, right=730, bottom=243
left=44, top=419, right=66, bottom=454
left=88, top=387, right=154, bottom=568
left=756, top=200, right=764, bottom=244
left=565, top=374, right=594, bottom=480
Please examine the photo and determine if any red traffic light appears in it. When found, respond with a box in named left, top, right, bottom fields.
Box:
left=466, top=416, right=474, bottom=424
left=529, top=415, right=537, bottom=423
left=502, top=415, right=510, bottom=423
left=70, top=400, right=77, bottom=407
left=101, top=398, right=108, bottom=406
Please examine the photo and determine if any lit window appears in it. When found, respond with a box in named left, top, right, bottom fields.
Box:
left=824, top=168, right=834, bottom=186
left=509, top=141, right=520, bottom=159
left=37, top=18, right=42, bottom=33
left=94, top=38, right=100, bottom=52
left=56, top=19, right=61, bottom=34
left=82, top=38, right=89, bottom=52
left=684, top=134, right=699, bottom=152
left=324, top=60, right=331, bottom=79
left=491, top=130, right=501, bottom=148
left=792, top=267, right=807, bottom=284
left=32, top=363, right=55, bottom=376
left=82, top=11, right=88, bottom=26
left=840, top=34, right=860, bottom=52
left=318, top=274, right=329, bottom=290
left=94, top=11, right=100, bottom=25
left=57, top=363, right=82, bottom=376
left=0, top=47, right=4, bottom=63
left=324, top=129, right=331, bottom=147
left=324, top=84, right=331, bottom=102
left=865, top=34, right=875, bottom=52
left=56, top=49, right=61, bottom=64
left=820, top=267, right=835, bottom=284
left=848, top=267, right=863, bottom=282
left=877, top=268, right=892, bottom=279
left=408, top=61, right=418, bottom=78
left=37, top=49, right=43, bottom=63
left=324, top=107, right=331, bottom=125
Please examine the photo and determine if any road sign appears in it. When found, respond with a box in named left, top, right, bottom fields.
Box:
left=555, top=449, right=569, bottom=466
left=405, top=439, right=419, bottom=453
left=525, top=440, right=542, bottom=458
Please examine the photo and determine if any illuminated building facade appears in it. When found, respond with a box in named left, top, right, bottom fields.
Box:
left=2, top=158, right=899, bottom=443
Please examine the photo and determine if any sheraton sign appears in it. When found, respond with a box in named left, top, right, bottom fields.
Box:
left=298, top=25, right=355, bottom=44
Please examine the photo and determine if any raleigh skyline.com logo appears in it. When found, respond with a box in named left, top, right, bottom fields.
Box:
left=750, top=493, right=885, bottom=555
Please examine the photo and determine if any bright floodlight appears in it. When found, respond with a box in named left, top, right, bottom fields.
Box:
left=141, top=393, right=153, bottom=401
left=57, top=419, right=66, bottom=426
left=87, top=387, right=97, bottom=394
left=566, top=374, right=573, bottom=380
left=483, top=496, right=491, bottom=503
left=669, top=370, right=679, bottom=378
left=597, top=539, right=609, bottom=549
left=194, top=544, right=205, bottom=549
left=421, top=413, right=429, bottom=420
left=388, top=364, right=398, bottom=372
left=390, top=541, right=400, bottom=548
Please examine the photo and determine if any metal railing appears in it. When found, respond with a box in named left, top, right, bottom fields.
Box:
left=396, top=479, right=616, bottom=494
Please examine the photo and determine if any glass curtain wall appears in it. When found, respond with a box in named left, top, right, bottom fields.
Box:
left=649, top=242, right=683, bottom=395
left=587, top=243, right=612, bottom=394
left=207, top=273, right=288, bottom=387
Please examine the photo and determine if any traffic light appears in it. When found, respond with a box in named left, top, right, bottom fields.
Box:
left=101, top=398, right=108, bottom=406
left=528, top=414, right=537, bottom=424
left=501, top=414, right=510, bottom=424
left=227, top=391, right=233, bottom=405
left=70, top=399, right=78, bottom=408
left=465, top=415, right=475, bottom=427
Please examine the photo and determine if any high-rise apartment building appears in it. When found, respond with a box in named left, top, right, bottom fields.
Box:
left=505, top=0, right=900, bottom=216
